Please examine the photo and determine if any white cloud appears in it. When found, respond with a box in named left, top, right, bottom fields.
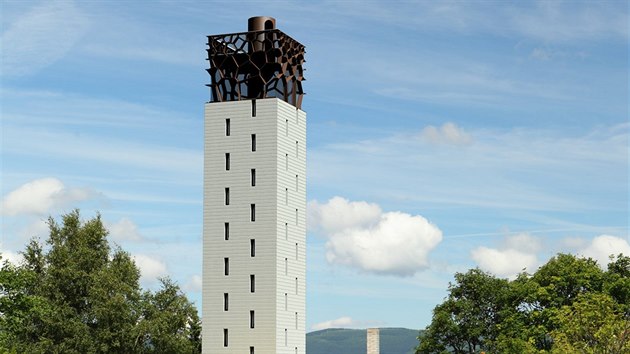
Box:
left=3, top=126, right=202, bottom=174
left=311, top=316, right=355, bottom=331
left=311, top=316, right=382, bottom=331
left=15, top=218, right=50, bottom=242
left=310, top=123, right=628, bottom=214
left=308, top=196, right=381, bottom=233
left=183, top=275, right=202, bottom=293
left=106, top=217, right=143, bottom=242
left=510, top=2, right=628, bottom=42
left=471, top=233, right=540, bottom=278
left=1, top=0, right=89, bottom=76
left=309, top=197, right=442, bottom=276
left=0, top=244, right=23, bottom=266
left=502, top=232, right=542, bottom=253
left=579, top=235, right=630, bottom=268
left=1, top=178, right=96, bottom=216
left=420, top=122, right=473, bottom=146
left=560, top=236, right=588, bottom=250
left=132, top=254, right=168, bottom=285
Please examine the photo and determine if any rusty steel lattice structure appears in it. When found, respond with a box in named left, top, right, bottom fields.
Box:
left=206, top=26, right=305, bottom=109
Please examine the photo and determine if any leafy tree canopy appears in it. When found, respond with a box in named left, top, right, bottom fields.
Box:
left=0, top=210, right=201, bottom=354
left=417, top=253, right=630, bottom=354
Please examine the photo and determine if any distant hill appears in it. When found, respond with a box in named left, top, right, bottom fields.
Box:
left=306, top=328, right=420, bottom=354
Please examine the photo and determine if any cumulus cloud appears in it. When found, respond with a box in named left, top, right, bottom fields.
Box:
left=1, top=178, right=97, bottom=216
left=419, top=122, right=473, bottom=146
left=183, top=275, right=202, bottom=293
left=471, top=233, right=540, bottom=278
left=132, top=254, right=168, bottom=285
left=1, top=0, right=89, bottom=76
left=0, top=245, right=24, bottom=265
left=308, top=197, right=442, bottom=276
left=579, top=235, right=630, bottom=268
left=308, top=197, right=381, bottom=233
left=106, top=217, right=143, bottom=242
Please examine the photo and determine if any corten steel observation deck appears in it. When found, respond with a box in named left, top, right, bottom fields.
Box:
left=206, top=17, right=306, bottom=109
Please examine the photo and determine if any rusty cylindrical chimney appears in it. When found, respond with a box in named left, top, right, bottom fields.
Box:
left=247, top=16, right=276, bottom=57
left=248, top=16, right=276, bottom=31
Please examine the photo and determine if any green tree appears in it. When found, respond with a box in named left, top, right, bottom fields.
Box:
left=605, top=254, right=630, bottom=316
left=416, top=269, right=510, bottom=354
left=417, top=253, right=630, bottom=353
left=551, top=292, right=630, bottom=354
left=0, top=210, right=201, bottom=354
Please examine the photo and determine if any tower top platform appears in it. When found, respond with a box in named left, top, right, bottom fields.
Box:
left=206, top=17, right=306, bottom=109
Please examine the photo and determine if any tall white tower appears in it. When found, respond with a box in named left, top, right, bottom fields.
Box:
left=203, top=17, right=306, bottom=354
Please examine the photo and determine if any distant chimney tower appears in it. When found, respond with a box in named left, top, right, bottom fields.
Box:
left=367, top=328, right=380, bottom=354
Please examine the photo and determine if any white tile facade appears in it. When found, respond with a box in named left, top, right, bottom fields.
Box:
left=203, top=98, right=306, bottom=353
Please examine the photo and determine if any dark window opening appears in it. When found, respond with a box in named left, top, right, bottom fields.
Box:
left=225, top=119, right=231, bottom=136
left=224, top=258, right=229, bottom=276
left=250, top=347, right=255, bottom=354
left=224, top=293, right=229, bottom=311
left=251, top=134, right=257, bottom=151
left=250, top=274, right=255, bottom=293
left=223, top=328, right=228, bottom=347
left=225, top=153, right=230, bottom=170
left=250, top=310, right=255, bottom=328
left=251, top=204, right=256, bottom=222
left=225, top=187, right=230, bottom=205
left=252, top=99, right=256, bottom=117
left=251, top=169, right=256, bottom=186
left=250, top=239, right=256, bottom=257
left=224, top=222, right=229, bottom=240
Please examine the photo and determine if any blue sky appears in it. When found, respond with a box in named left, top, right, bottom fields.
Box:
left=1, top=0, right=628, bottom=331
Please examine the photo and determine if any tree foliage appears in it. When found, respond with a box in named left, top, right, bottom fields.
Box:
left=417, top=253, right=630, bottom=354
left=0, top=210, right=201, bottom=354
